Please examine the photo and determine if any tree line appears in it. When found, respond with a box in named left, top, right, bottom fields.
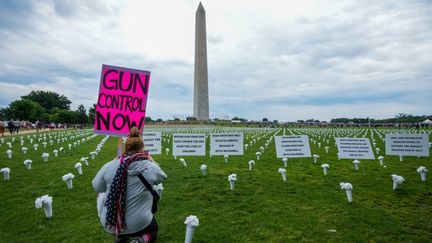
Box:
left=0, top=90, right=95, bottom=125
left=330, top=113, right=432, bottom=124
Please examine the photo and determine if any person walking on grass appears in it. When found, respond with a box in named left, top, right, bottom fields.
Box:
left=36, top=120, right=42, bottom=132
left=92, top=127, right=167, bottom=243
left=8, top=119, right=14, bottom=135
left=0, top=122, right=4, bottom=137
left=14, top=120, right=20, bottom=134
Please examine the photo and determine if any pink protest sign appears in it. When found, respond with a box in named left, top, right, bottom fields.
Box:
left=94, top=64, right=151, bottom=136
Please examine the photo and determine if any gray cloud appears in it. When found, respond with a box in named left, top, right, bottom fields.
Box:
left=0, top=0, right=431, bottom=120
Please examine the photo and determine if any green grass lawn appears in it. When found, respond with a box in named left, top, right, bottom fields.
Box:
left=0, top=128, right=431, bottom=242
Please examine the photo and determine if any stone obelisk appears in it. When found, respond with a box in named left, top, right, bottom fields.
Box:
left=193, top=2, right=209, bottom=121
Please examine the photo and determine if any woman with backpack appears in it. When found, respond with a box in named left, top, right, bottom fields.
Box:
left=92, top=127, right=167, bottom=243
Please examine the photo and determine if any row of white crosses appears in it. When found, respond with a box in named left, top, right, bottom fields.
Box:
left=338, top=170, right=429, bottom=203
left=162, top=124, right=276, bottom=158
left=170, top=128, right=278, bottom=192
left=152, top=127, right=429, bottom=202
left=33, top=135, right=109, bottom=219
left=235, top=130, right=278, bottom=189
left=0, top=129, right=102, bottom=219
left=3, top=130, right=94, bottom=159
left=0, top=129, right=91, bottom=149
left=179, top=127, right=428, bottom=211
left=1, top=130, right=95, bottom=181
left=292, top=126, right=430, bottom=170
left=278, top=128, right=430, bottom=203
left=24, top=133, right=95, bottom=172
left=71, top=135, right=109, bottom=180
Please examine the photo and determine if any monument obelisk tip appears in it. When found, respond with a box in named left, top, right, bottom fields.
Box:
left=197, top=2, right=205, bottom=11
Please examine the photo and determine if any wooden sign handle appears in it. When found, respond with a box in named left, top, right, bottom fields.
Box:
left=117, top=137, right=123, bottom=158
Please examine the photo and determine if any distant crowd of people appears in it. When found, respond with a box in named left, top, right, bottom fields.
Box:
left=0, top=120, right=85, bottom=137
left=6, top=119, right=24, bottom=135
left=0, top=120, right=30, bottom=135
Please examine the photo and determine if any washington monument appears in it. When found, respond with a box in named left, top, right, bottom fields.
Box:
left=193, top=2, right=209, bottom=120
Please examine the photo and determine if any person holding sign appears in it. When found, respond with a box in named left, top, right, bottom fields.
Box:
left=94, top=64, right=151, bottom=136
left=92, top=127, right=167, bottom=243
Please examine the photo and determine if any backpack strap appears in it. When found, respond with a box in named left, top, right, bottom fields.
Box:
left=137, top=174, right=160, bottom=214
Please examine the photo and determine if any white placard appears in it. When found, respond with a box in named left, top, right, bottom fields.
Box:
left=385, top=134, right=429, bottom=156
left=336, top=138, right=375, bottom=160
left=274, top=135, right=311, bottom=158
left=172, top=134, right=206, bottom=156
left=210, top=133, right=244, bottom=156
left=143, top=131, right=161, bottom=154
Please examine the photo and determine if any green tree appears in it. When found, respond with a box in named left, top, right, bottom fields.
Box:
left=22, top=90, right=72, bottom=112
left=8, top=99, right=44, bottom=121
left=330, top=118, right=350, bottom=123
left=40, top=113, right=50, bottom=122
left=0, top=107, right=11, bottom=120
left=88, top=104, right=96, bottom=124
left=48, top=107, right=62, bottom=123
left=57, top=110, right=76, bottom=124
left=232, top=117, right=246, bottom=122
left=145, top=117, right=153, bottom=123
left=49, top=112, right=60, bottom=123
left=75, top=104, right=88, bottom=125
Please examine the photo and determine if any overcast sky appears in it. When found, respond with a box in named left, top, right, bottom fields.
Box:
left=0, top=0, right=431, bottom=121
